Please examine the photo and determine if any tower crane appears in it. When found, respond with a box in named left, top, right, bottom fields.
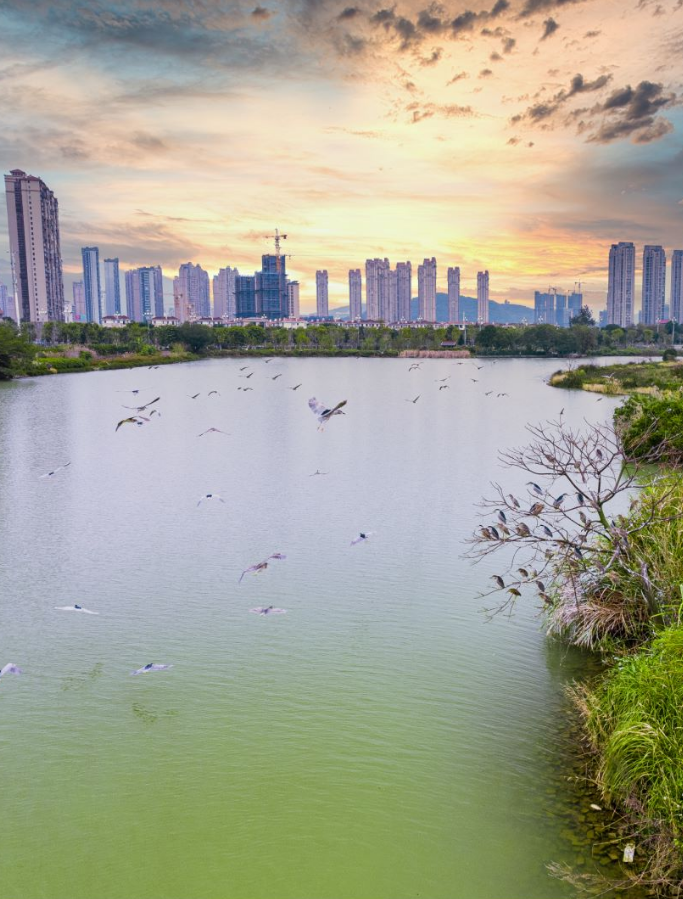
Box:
left=264, top=228, right=288, bottom=273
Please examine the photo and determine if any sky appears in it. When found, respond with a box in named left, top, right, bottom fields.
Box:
left=0, top=0, right=681, bottom=313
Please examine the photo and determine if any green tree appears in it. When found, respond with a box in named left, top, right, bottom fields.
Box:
left=0, top=322, right=37, bottom=379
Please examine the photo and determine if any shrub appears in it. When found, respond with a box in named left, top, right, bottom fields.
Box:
left=615, top=393, right=683, bottom=463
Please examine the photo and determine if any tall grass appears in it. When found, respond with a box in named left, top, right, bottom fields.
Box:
left=582, top=627, right=683, bottom=844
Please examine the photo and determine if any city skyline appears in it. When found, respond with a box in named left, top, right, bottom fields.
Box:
left=0, top=1, right=680, bottom=313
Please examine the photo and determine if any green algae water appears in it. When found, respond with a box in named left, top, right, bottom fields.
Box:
left=0, top=357, right=632, bottom=899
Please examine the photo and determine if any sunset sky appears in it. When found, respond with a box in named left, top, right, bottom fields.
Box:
left=0, top=0, right=681, bottom=312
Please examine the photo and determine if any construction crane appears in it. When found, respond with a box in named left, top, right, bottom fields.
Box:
left=264, top=228, right=288, bottom=273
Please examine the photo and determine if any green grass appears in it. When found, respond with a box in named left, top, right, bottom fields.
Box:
left=584, top=625, right=683, bottom=835
left=551, top=360, right=683, bottom=394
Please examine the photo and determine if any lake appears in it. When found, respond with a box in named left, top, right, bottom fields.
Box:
left=0, top=356, right=632, bottom=899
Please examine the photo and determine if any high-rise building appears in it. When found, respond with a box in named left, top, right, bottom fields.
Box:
left=641, top=245, right=666, bottom=325
left=365, top=258, right=390, bottom=320
left=418, top=258, right=437, bottom=322
left=447, top=267, right=460, bottom=323
left=0, top=283, right=14, bottom=320
left=477, top=271, right=489, bottom=324
left=235, top=275, right=257, bottom=318
left=4, top=168, right=64, bottom=322
left=349, top=269, right=362, bottom=320
left=213, top=266, right=238, bottom=319
left=103, top=258, right=121, bottom=316
left=388, top=270, right=398, bottom=323
left=316, top=270, right=329, bottom=317
left=534, top=291, right=556, bottom=325
left=287, top=281, right=300, bottom=318
left=81, top=247, right=102, bottom=323
left=671, top=251, right=683, bottom=323
left=126, top=266, right=164, bottom=322
left=174, top=262, right=209, bottom=321
left=396, top=261, right=412, bottom=321
left=256, top=255, right=287, bottom=318
left=72, top=281, right=87, bottom=322
left=606, top=242, right=635, bottom=327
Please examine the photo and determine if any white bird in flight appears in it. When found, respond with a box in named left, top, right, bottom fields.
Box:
left=308, top=397, right=347, bottom=429
left=239, top=553, right=287, bottom=583
left=131, top=663, right=173, bottom=675
left=40, top=462, right=71, bottom=479
left=55, top=604, right=99, bottom=615
left=197, top=494, right=226, bottom=506
left=351, top=532, right=374, bottom=546
left=198, top=428, right=229, bottom=437
left=250, top=606, right=287, bottom=616
left=0, top=663, right=22, bottom=677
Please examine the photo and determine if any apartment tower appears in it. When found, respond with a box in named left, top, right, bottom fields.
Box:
left=418, top=258, right=437, bottom=322
left=606, top=242, right=635, bottom=327
left=4, top=169, right=64, bottom=322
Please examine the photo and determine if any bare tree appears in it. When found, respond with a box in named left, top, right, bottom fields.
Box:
left=468, top=415, right=681, bottom=647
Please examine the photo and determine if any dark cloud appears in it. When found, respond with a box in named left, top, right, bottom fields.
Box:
left=447, top=70, right=468, bottom=83
left=333, top=32, right=367, bottom=54
left=588, top=81, right=679, bottom=143
left=540, top=17, right=559, bottom=39
left=584, top=29, right=600, bottom=37
left=515, top=75, right=678, bottom=145
left=502, top=36, right=516, bottom=52
left=337, top=6, right=361, bottom=19
left=251, top=6, right=272, bottom=20
left=507, top=136, right=520, bottom=144
left=416, top=7, right=446, bottom=33
left=490, top=0, right=511, bottom=14
left=513, top=72, right=612, bottom=122
left=480, top=67, right=493, bottom=76
left=518, top=0, right=586, bottom=18
left=490, top=50, right=503, bottom=60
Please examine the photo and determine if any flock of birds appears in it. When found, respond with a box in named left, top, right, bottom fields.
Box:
left=5, top=357, right=404, bottom=682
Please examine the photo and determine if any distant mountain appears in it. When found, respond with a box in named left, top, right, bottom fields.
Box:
left=327, top=294, right=533, bottom=324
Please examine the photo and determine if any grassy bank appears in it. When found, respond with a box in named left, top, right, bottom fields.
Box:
left=550, top=357, right=683, bottom=394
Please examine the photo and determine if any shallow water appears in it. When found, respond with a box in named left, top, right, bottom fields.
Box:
left=0, top=356, right=633, bottom=899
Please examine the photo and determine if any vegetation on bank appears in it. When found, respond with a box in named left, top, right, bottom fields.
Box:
left=0, top=316, right=675, bottom=380
left=551, top=358, right=683, bottom=394
left=471, top=399, right=683, bottom=894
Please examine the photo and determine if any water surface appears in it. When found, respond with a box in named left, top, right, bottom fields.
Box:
left=0, top=356, right=629, bottom=899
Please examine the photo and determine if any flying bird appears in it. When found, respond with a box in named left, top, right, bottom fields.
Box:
left=271, top=374, right=282, bottom=380
left=0, top=663, right=21, bottom=677
left=309, top=470, right=329, bottom=476
left=123, top=396, right=161, bottom=412
left=188, top=393, right=201, bottom=399
left=290, top=384, right=302, bottom=391
left=263, top=358, right=274, bottom=364
left=435, top=377, right=450, bottom=383
left=197, top=494, right=225, bottom=506
left=351, top=532, right=374, bottom=546
left=240, top=387, right=254, bottom=391
left=250, top=606, right=287, bottom=615
left=406, top=395, right=420, bottom=403
left=40, top=462, right=71, bottom=479
left=117, top=388, right=148, bottom=394
left=408, top=363, right=422, bottom=371
left=115, top=415, right=149, bottom=432
left=131, top=663, right=173, bottom=676
left=485, top=391, right=493, bottom=396
left=238, top=552, right=287, bottom=583
left=208, top=390, right=220, bottom=396
left=439, top=385, right=449, bottom=390
left=470, top=378, right=478, bottom=383
left=55, top=604, right=98, bottom=615
left=239, top=366, right=250, bottom=371
left=308, top=397, right=347, bottom=429
left=198, top=428, right=229, bottom=437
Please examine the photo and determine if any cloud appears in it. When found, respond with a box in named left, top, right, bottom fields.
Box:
left=587, top=81, right=679, bottom=144
left=518, top=0, right=586, bottom=17
left=514, top=71, right=613, bottom=123
left=490, top=50, right=503, bottom=61
left=447, top=70, right=468, bottom=84
left=584, top=29, right=600, bottom=37
left=479, top=67, right=493, bottom=77
left=502, top=36, right=516, bottom=52
left=540, top=17, right=559, bottom=39
left=251, top=6, right=272, bottom=20
left=337, top=6, right=361, bottom=19
left=406, top=101, right=476, bottom=122
left=419, top=48, right=443, bottom=65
